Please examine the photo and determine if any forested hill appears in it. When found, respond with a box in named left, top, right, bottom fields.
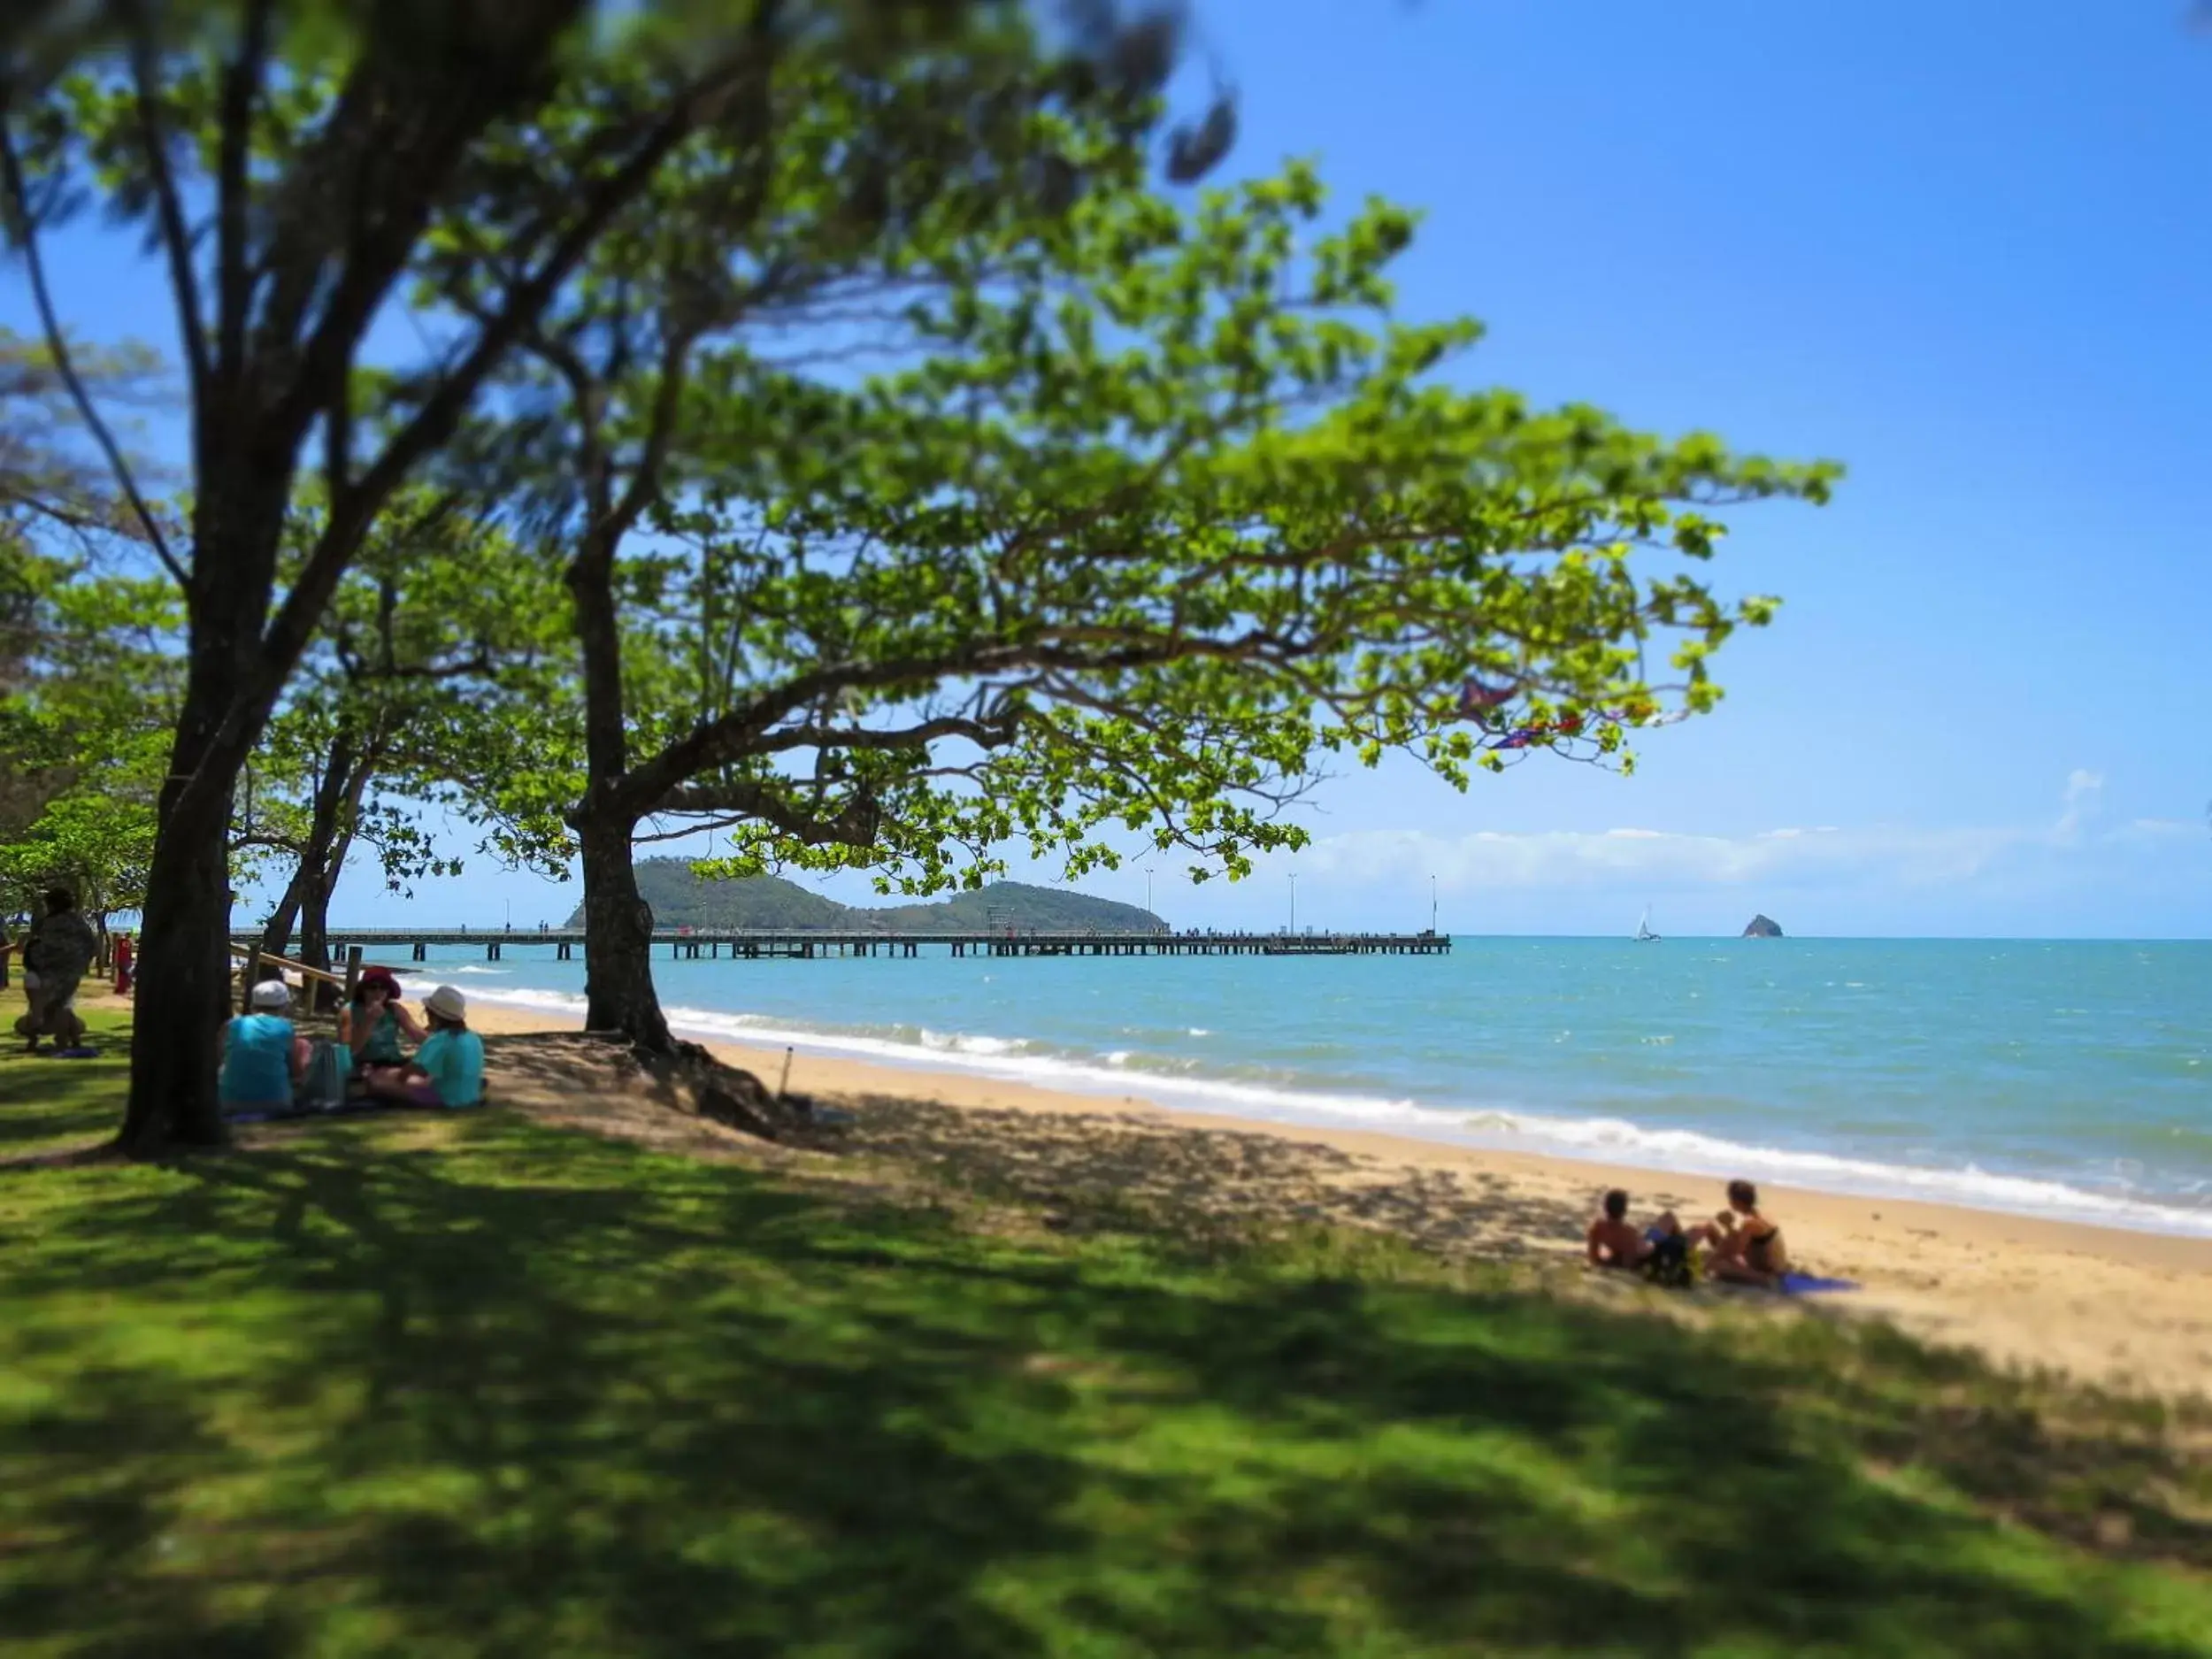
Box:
left=564, top=862, right=1164, bottom=933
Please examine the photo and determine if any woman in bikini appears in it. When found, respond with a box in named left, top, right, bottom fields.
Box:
left=1694, top=1179, right=1790, bottom=1286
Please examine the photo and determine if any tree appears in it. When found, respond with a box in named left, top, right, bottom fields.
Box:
left=470, top=154, right=1837, bottom=1063
left=243, top=491, right=566, bottom=990
left=413, top=19, right=1219, bottom=1046
left=0, top=0, right=1202, bottom=1152
left=0, top=325, right=174, bottom=932
left=0, top=545, right=181, bottom=926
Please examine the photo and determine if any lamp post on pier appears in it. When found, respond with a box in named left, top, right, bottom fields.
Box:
left=1430, top=874, right=1438, bottom=934
left=1288, top=872, right=1297, bottom=936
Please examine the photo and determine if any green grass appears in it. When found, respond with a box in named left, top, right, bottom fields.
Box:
left=3, top=1014, right=2209, bottom=1657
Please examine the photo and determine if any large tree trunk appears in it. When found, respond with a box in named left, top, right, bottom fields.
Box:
left=253, top=726, right=364, bottom=973
left=295, top=821, right=355, bottom=1014
left=565, top=493, right=674, bottom=1051
left=256, top=874, right=307, bottom=969
left=119, top=711, right=238, bottom=1154
left=120, top=457, right=297, bottom=1153
left=576, top=803, right=669, bottom=1050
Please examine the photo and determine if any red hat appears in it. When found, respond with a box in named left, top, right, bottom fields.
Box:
left=357, top=965, right=403, bottom=996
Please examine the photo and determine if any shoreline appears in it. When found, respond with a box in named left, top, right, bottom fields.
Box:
left=457, top=996, right=2212, bottom=1398
left=456, top=984, right=2212, bottom=1244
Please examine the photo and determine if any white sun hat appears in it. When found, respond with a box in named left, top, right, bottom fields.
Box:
left=422, top=985, right=467, bottom=1022
left=249, top=979, right=293, bottom=1010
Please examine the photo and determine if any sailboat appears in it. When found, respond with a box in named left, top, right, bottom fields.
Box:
left=1634, top=906, right=1661, bottom=943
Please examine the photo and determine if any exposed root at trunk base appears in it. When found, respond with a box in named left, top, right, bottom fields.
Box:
left=488, top=1031, right=836, bottom=1148
left=660, top=1036, right=818, bottom=1141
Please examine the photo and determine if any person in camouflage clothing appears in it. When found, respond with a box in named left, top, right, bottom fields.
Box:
left=17, top=887, right=98, bottom=1052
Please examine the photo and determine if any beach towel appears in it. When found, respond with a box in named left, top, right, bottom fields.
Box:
left=1778, top=1271, right=1857, bottom=1295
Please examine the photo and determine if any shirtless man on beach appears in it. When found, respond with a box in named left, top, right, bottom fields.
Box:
left=1587, top=1189, right=1663, bottom=1269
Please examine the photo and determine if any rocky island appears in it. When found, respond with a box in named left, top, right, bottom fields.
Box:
left=1742, top=914, right=1784, bottom=938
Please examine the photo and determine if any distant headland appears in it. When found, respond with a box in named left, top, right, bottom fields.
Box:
left=566, top=861, right=1164, bottom=934
left=1742, top=914, right=1784, bottom=938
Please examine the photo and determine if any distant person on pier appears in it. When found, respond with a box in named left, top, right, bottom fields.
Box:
left=341, top=966, right=424, bottom=1079
left=366, top=985, right=483, bottom=1109
left=15, top=887, right=97, bottom=1052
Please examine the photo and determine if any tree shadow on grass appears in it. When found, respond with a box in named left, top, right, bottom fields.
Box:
left=1, top=1118, right=2208, bottom=1657
left=0, top=1021, right=129, bottom=1161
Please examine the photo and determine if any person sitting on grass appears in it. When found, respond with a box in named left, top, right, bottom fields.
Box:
left=365, top=985, right=483, bottom=1109
left=1692, top=1179, right=1790, bottom=1287
left=219, top=979, right=312, bottom=1115
left=339, top=966, right=423, bottom=1079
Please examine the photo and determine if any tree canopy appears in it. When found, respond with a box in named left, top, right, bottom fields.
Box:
left=0, top=0, right=1839, bottom=1143
left=429, top=141, right=1834, bottom=1048
left=2, top=0, right=1217, bottom=1149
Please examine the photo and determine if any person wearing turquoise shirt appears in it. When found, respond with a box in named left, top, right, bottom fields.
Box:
left=219, top=979, right=311, bottom=1113
left=366, top=984, right=484, bottom=1109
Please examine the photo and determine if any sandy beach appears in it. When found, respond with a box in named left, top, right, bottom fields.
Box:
left=446, top=1000, right=2212, bottom=1401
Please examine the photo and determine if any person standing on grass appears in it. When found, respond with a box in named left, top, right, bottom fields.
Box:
left=365, top=985, right=484, bottom=1109
left=15, top=887, right=98, bottom=1052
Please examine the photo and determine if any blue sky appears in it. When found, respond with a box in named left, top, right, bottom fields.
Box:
left=11, top=1, right=2212, bottom=936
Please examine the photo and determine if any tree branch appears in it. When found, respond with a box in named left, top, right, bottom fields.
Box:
left=749, top=709, right=1024, bottom=759
left=213, top=0, right=273, bottom=409
left=657, top=777, right=883, bottom=849
left=124, top=12, right=210, bottom=398
left=246, top=58, right=765, bottom=737
left=0, top=111, right=187, bottom=588
left=633, top=812, right=753, bottom=846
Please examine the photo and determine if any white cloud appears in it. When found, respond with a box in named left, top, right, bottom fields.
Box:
left=1290, top=771, right=2189, bottom=895
left=2055, top=769, right=2104, bottom=842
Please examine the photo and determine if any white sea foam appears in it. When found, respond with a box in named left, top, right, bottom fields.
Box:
left=463, top=983, right=2212, bottom=1240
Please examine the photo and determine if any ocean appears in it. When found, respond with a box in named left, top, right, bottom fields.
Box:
left=410, top=936, right=2212, bottom=1238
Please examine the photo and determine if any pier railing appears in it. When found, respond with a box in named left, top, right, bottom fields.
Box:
left=232, top=926, right=1452, bottom=964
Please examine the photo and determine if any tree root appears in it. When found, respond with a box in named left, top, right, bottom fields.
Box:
left=620, top=1033, right=826, bottom=1143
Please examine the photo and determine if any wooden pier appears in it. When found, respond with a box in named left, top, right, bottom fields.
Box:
left=242, top=927, right=1453, bottom=964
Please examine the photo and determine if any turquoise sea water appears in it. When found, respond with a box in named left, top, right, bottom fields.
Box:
left=411, top=937, right=2212, bottom=1236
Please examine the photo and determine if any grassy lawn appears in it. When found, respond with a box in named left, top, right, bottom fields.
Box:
left=3, top=1013, right=2210, bottom=1657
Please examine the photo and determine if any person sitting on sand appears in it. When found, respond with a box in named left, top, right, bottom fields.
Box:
left=1693, top=1179, right=1790, bottom=1286
left=219, top=979, right=313, bottom=1115
left=1586, top=1189, right=1657, bottom=1269
left=1588, top=1189, right=1694, bottom=1285
left=365, top=985, right=483, bottom=1110
left=339, top=966, right=424, bottom=1078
